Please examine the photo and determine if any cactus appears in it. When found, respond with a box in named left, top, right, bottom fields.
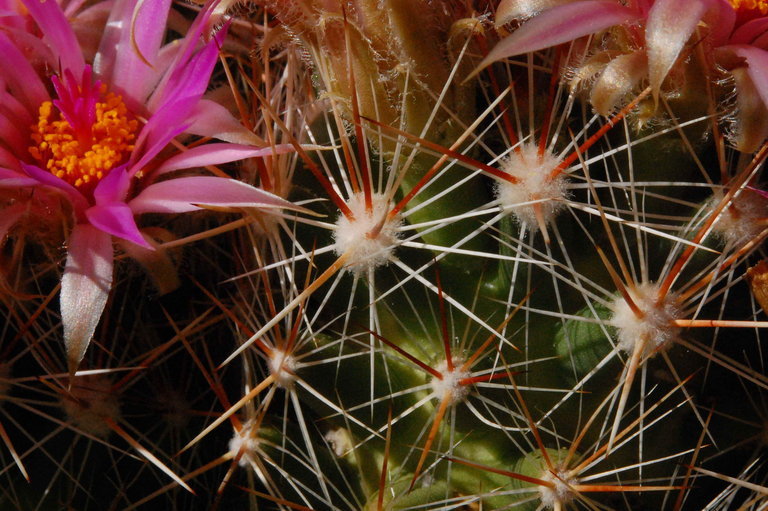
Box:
left=1, top=0, right=768, bottom=509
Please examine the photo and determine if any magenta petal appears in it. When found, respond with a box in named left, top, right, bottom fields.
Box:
left=0, top=82, right=35, bottom=128
left=129, top=176, right=302, bottom=214
left=731, top=17, right=768, bottom=47
left=93, top=165, right=131, bottom=204
left=0, top=168, right=38, bottom=188
left=749, top=186, right=768, bottom=199
left=85, top=202, right=152, bottom=249
left=0, top=8, right=26, bottom=30
left=0, top=147, right=21, bottom=171
left=129, top=99, right=195, bottom=175
left=152, top=25, right=226, bottom=109
left=20, top=163, right=89, bottom=213
left=94, top=0, right=170, bottom=105
left=61, top=223, right=113, bottom=373
left=0, top=112, right=28, bottom=158
left=114, top=0, right=171, bottom=102
left=146, top=3, right=219, bottom=112
left=185, top=99, right=266, bottom=145
left=0, top=33, right=49, bottom=112
left=474, top=1, right=640, bottom=75
left=20, top=0, right=84, bottom=77
left=708, top=0, right=737, bottom=46
left=152, top=143, right=298, bottom=177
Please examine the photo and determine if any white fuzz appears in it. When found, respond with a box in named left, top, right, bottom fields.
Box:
left=610, top=283, right=680, bottom=357
left=539, top=469, right=576, bottom=509
left=61, top=374, right=121, bottom=438
left=495, top=143, right=568, bottom=230
left=324, top=427, right=353, bottom=457
left=333, top=192, right=402, bottom=272
left=711, top=189, right=768, bottom=246
left=430, top=359, right=471, bottom=405
left=419, top=472, right=436, bottom=488
left=268, top=349, right=297, bottom=388
left=229, top=419, right=260, bottom=467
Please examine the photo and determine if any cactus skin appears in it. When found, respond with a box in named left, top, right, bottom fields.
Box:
left=228, top=2, right=768, bottom=510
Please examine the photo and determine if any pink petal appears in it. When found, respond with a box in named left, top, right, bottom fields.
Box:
left=731, top=17, right=768, bottom=47
left=3, top=27, right=58, bottom=79
left=0, top=146, right=21, bottom=170
left=129, top=176, right=302, bottom=214
left=749, top=186, right=768, bottom=199
left=0, top=33, right=48, bottom=114
left=0, top=168, right=38, bottom=188
left=93, top=165, right=132, bottom=204
left=708, top=0, right=737, bottom=46
left=19, top=163, right=89, bottom=213
left=728, top=65, right=768, bottom=152
left=20, top=0, right=84, bottom=77
left=145, top=2, right=219, bottom=112
left=753, top=30, right=768, bottom=50
left=61, top=0, right=91, bottom=17
left=0, top=8, right=26, bottom=30
left=0, top=112, right=28, bottom=157
left=474, top=1, right=640, bottom=76
left=61, top=223, right=114, bottom=373
left=646, top=0, right=734, bottom=99
left=152, top=143, right=298, bottom=177
left=722, top=45, right=768, bottom=110
left=70, top=1, right=117, bottom=62
left=159, top=25, right=227, bottom=104
left=129, top=97, right=195, bottom=174
left=96, top=0, right=171, bottom=104
left=185, top=99, right=266, bottom=145
left=0, top=80, right=35, bottom=129
left=85, top=202, right=151, bottom=249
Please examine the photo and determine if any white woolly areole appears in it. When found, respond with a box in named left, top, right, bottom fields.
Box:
left=430, top=359, right=471, bottom=405
left=610, top=283, right=680, bottom=357
left=495, top=143, right=568, bottom=229
left=268, top=349, right=297, bottom=388
left=333, top=192, right=402, bottom=272
left=229, top=420, right=260, bottom=467
left=61, top=374, right=121, bottom=438
left=324, top=427, right=353, bottom=457
left=539, top=469, right=576, bottom=509
left=711, top=189, right=768, bottom=246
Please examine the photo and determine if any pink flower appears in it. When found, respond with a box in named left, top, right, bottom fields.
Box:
left=475, top=1, right=644, bottom=80
left=477, top=0, right=768, bottom=149
left=0, top=0, right=301, bottom=372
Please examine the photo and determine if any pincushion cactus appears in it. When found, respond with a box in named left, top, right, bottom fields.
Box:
left=1, top=0, right=768, bottom=509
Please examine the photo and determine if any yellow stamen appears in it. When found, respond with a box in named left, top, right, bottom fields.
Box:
left=28, top=89, right=138, bottom=192
left=729, top=0, right=768, bottom=15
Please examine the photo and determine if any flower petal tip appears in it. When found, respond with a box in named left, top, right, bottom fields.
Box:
left=61, top=225, right=114, bottom=372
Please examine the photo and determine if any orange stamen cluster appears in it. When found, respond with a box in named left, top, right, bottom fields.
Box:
left=729, top=0, right=768, bottom=16
left=28, top=87, right=138, bottom=192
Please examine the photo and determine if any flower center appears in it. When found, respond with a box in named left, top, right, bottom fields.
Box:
left=28, top=67, right=138, bottom=194
left=729, top=0, right=768, bottom=16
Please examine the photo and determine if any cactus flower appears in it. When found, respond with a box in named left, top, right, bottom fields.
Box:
left=0, top=0, right=301, bottom=372
left=479, top=0, right=768, bottom=147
